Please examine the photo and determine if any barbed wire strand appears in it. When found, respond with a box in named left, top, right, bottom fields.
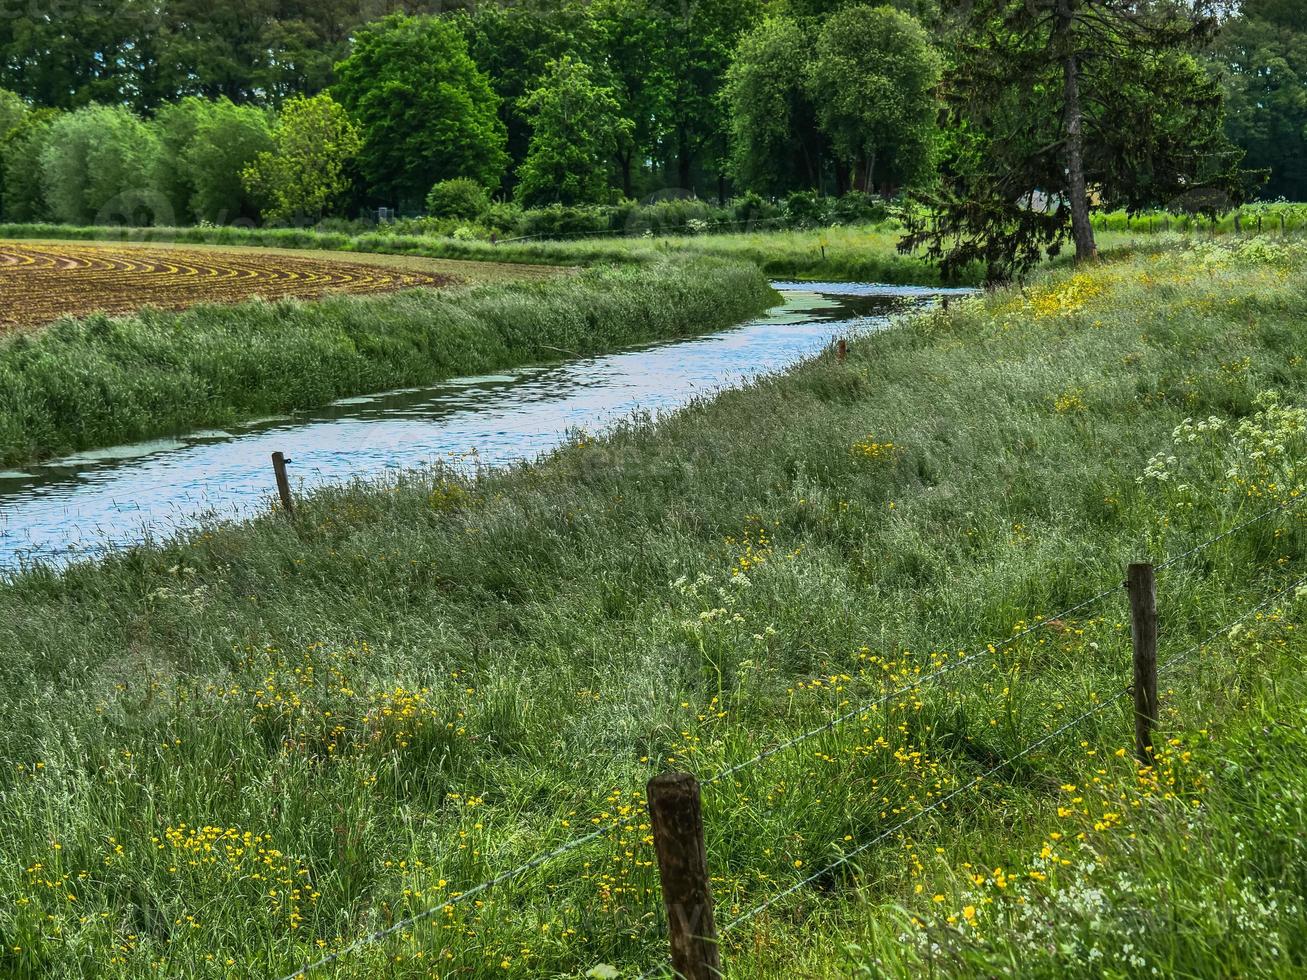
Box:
left=282, top=558, right=1302, bottom=979
left=495, top=215, right=797, bottom=245
left=634, top=571, right=1307, bottom=979
left=1155, top=494, right=1305, bottom=573
left=1156, top=573, right=1306, bottom=679
left=703, top=581, right=1124, bottom=786
left=281, top=581, right=1118, bottom=978
left=717, top=687, right=1132, bottom=937
left=279, top=815, right=625, bottom=980
left=713, top=571, right=1307, bottom=950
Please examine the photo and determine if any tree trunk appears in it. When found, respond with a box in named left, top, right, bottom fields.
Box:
left=618, top=150, right=634, bottom=200
left=677, top=127, right=692, bottom=192
left=1057, top=0, right=1097, bottom=262
left=865, top=150, right=876, bottom=194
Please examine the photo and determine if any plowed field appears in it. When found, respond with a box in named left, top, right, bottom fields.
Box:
left=0, top=241, right=463, bottom=328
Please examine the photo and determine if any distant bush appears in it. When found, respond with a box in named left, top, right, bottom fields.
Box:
left=829, top=191, right=889, bottom=225
left=782, top=190, right=829, bottom=228
left=425, top=178, right=493, bottom=221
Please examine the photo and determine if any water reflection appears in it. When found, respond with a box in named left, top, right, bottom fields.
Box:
left=0, top=283, right=964, bottom=569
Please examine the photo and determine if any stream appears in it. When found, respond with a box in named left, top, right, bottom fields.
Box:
left=0, top=282, right=970, bottom=571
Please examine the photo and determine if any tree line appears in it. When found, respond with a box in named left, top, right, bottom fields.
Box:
left=0, top=0, right=1300, bottom=276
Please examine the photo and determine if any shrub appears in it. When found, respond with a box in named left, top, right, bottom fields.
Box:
left=425, top=178, right=492, bottom=221
left=783, top=190, right=831, bottom=228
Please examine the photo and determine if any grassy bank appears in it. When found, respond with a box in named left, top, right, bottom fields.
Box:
left=0, top=238, right=1304, bottom=978
left=0, top=221, right=979, bottom=285
left=0, top=257, right=776, bottom=465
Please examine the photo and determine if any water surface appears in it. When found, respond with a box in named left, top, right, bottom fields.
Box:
left=0, top=283, right=965, bottom=570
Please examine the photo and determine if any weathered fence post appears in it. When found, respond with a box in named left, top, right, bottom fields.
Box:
left=1127, top=563, right=1158, bottom=763
left=837, top=338, right=847, bottom=362
left=647, top=772, right=722, bottom=980
left=271, top=452, right=295, bottom=518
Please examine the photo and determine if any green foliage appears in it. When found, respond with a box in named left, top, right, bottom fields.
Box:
left=588, top=0, right=674, bottom=197
left=906, top=0, right=1249, bottom=281
left=0, top=245, right=1303, bottom=977
left=181, top=99, right=274, bottom=224
left=242, top=94, right=361, bottom=222
left=38, top=105, right=161, bottom=225
left=425, top=178, right=493, bottom=221
left=516, top=57, right=632, bottom=208
left=0, top=111, right=55, bottom=222
left=0, top=88, right=25, bottom=137
left=0, top=257, right=775, bottom=464
left=0, top=87, right=29, bottom=219
left=1217, top=0, right=1307, bottom=200
left=333, top=14, right=509, bottom=209
left=456, top=0, right=596, bottom=192
left=807, top=5, right=942, bottom=194
left=151, top=97, right=209, bottom=224
left=655, top=0, right=763, bottom=190
left=723, top=16, right=826, bottom=196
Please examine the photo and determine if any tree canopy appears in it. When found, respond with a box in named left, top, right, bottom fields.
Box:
left=0, top=0, right=1296, bottom=238
left=1217, top=0, right=1307, bottom=200
left=39, top=105, right=161, bottom=225
left=808, top=5, right=942, bottom=196
left=516, top=56, right=633, bottom=207
left=723, top=17, right=826, bottom=197
left=333, top=14, right=508, bottom=209
left=242, top=94, right=362, bottom=222
left=904, top=0, right=1248, bottom=280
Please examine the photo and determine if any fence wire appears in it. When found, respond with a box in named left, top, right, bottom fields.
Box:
left=278, top=814, right=625, bottom=980
left=704, top=581, right=1124, bottom=786
left=1155, top=494, right=1305, bottom=573
left=278, top=518, right=1302, bottom=978
left=635, top=570, right=1306, bottom=979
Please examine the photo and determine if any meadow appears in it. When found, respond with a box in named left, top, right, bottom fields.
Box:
left=0, top=236, right=1302, bottom=978
left=0, top=256, right=774, bottom=466
left=3, top=212, right=1302, bottom=289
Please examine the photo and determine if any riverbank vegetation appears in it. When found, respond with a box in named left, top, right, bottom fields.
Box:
left=0, top=256, right=774, bottom=466
left=0, top=238, right=1302, bottom=977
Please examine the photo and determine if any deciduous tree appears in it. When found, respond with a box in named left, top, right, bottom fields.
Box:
left=1217, top=0, right=1307, bottom=201
left=39, top=105, right=160, bottom=225
left=242, top=94, right=362, bottom=222
left=807, top=5, right=942, bottom=195
left=723, top=16, right=827, bottom=196
left=516, top=56, right=633, bottom=207
left=182, top=99, right=274, bottom=223
left=334, top=14, right=508, bottom=209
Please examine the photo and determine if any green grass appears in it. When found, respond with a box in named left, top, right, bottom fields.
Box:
left=0, top=256, right=776, bottom=466
left=0, top=221, right=980, bottom=285
left=0, top=237, right=1303, bottom=978
left=7, top=213, right=1303, bottom=287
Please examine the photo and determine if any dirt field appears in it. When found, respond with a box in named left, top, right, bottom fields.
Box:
left=0, top=241, right=559, bottom=328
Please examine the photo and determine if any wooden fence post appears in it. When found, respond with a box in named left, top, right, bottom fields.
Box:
left=647, top=772, right=722, bottom=980
left=272, top=452, right=295, bottom=517
left=1127, top=563, right=1158, bottom=763
left=837, top=339, right=847, bottom=362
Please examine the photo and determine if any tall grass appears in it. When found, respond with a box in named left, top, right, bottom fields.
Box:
left=0, top=237, right=1303, bottom=978
left=0, top=257, right=776, bottom=465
